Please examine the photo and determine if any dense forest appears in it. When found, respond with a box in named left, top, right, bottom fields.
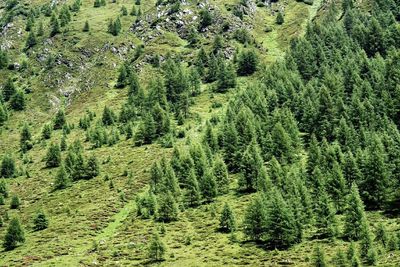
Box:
left=0, top=0, right=399, bottom=266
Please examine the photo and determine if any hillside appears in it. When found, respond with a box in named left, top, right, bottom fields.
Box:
left=0, top=0, right=400, bottom=266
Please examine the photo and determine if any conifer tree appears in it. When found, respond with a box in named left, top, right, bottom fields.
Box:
left=0, top=179, right=8, bottom=198
left=0, top=103, right=8, bottom=126
left=328, top=161, right=347, bottom=212
left=202, top=122, right=218, bottom=152
left=212, top=155, right=229, bottom=194
left=53, top=109, right=66, bottom=130
left=45, top=143, right=61, bottom=168
left=85, top=155, right=99, bottom=179
left=315, top=190, right=339, bottom=239
left=10, top=195, right=20, bottom=209
left=83, top=20, right=90, bottom=32
left=237, top=49, right=258, bottom=76
left=50, top=14, right=60, bottom=37
left=375, top=222, right=388, bottom=247
left=150, top=162, right=164, bottom=194
left=361, top=135, right=389, bottom=209
left=334, top=249, right=347, bottom=267
left=313, top=246, right=327, bottom=267
left=344, top=183, right=369, bottom=241
left=42, top=123, right=52, bottom=140
left=184, top=169, right=201, bottom=207
left=37, top=21, right=44, bottom=36
left=33, top=210, right=48, bottom=231
left=20, top=123, right=32, bottom=152
left=219, top=203, right=236, bottom=232
left=10, top=90, right=26, bottom=111
left=148, top=233, right=166, bottom=261
left=162, top=164, right=180, bottom=198
left=239, top=140, right=263, bottom=192
left=2, top=78, right=16, bottom=102
left=130, top=5, right=137, bottom=16
left=156, top=191, right=179, bottom=222
left=216, top=60, right=237, bottom=92
left=25, top=31, right=37, bottom=50
left=102, top=106, right=115, bottom=126
left=266, top=188, right=298, bottom=248
left=199, top=171, right=217, bottom=202
left=243, top=194, right=267, bottom=241
left=3, top=217, right=25, bottom=251
left=1, top=154, right=16, bottom=178
left=276, top=12, right=284, bottom=25
left=116, top=65, right=128, bottom=88
left=54, top=164, right=70, bottom=190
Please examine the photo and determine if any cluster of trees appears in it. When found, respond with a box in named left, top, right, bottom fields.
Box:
left=136, top=139, right=230, bottom=222
left=1, top=78, right=26, bottom=112
left=131, top=0, right=400, bottom=258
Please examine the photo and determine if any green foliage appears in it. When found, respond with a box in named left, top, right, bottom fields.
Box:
left=20, top=123, right=32, bottom=152
left=33, top=210, right=48, bottom=231
left=344, top=183, right=368, bottom=241
left=1, top=154, right=16, bottom=178
left=10, top=195, right=20, bottom=209
left=45, top=143, right=61, bottom=168
left=313, top=246, right=327, bottom=267
left=3, top=217, right=25, bottom=251
left=148, top=233, right=166, bottom=262
left=41, top=123, right=52, bottom=140
left=54, top=165, right=70, bottom=190
left=53, top=109, right=66, bottom=130
left=237, top=49, right=258, bottom=76
left=2, top=78, right=16, bottom=102
left=212, top=155, right=229, bottom=194
left=156, top=191, right=179, bottom=222
left=0, top=179, right=8, bottom=198
left=83, top=20, right=90, bottom=32
left=276, top=12, right=284, bottom=25
left=199, top=8, right=212, bottom=30
left=10, top=90, right=25, bottom=111
left=219, top=203, right=236, bottom=233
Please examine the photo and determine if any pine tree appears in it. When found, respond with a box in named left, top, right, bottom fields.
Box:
left=184, top=169, right=201, bottom=207
left=237, top=49, right=258, bottom=76
left=54, top=165, right=70, bottom=190
left=0, top=103, right=8, bottom=126
left=243, top=194, right=267, bottom=241
left=20, top=123, right=32, bottom=152
left=10, top=195, right=20, bottom=209
left=83, top=20, right=90, bottom=32
left=315, top=190, right=339, bottom=239
left=150, top=162, right=164, bottom=193
left=156, top=191, right=179, bottom=222
left=212, top=155, right=229, bottom=194
left=199, top=171, right=217, bottom=202
left=3, top=217, right=25, bottom=251
left=102, top=106, right=115, bottom=126
left=328, top=161, right=347, bottom=212
left=148, top=233, right=166, bottom=261
left=162, top=164, right=180, bottom=198
left=37, top=21, right=44, bottom=36
left=53, top=109, right=66, bottom=130
left=239, top=140, right=264, bottom=192
left=41, top=123, right=52, bottom=140
left=25, top=31, right=37, bottom=50
left=361, top=135, right=389, bottom=209
left=45, top=143, right=61, bottom=168
left=216, top=60, right=237, bottom=92
left=344, top=183, right=369, bottom=241
left=10, top=90, right=26, bottom=111
left=85, top=155, right=99, bottom=179
left=130, top=5, right=137, bottom=16
left=276, top=12, right=284, bottom=25
left=50, top=14, right=60, bottom=37
left=116, top=64, right=128, bottom=88
left=0, top=50, right=8, bottom=69
left=33, top=210, right=48, bottom=231
left=2, top=78, right=16, bottom=102
left=94, top=0, right=101, bottom=7
left=266, top=188, right=298, bottom=248
left=313, top=246, right=327, bottom=267
left=0, top=179, right=8, bottom=197
left=334, top=249, right=347, bottom=267
left=375, top=222, right=388, bottom=247
left=1, top=154, right=16, bottom=178
left=60, top=135, right=67, bottom=151
left=219, top=203, right=236, bottom=232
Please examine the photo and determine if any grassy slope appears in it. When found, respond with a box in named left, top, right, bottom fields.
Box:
left=0, top=0, right=399, bottom=266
